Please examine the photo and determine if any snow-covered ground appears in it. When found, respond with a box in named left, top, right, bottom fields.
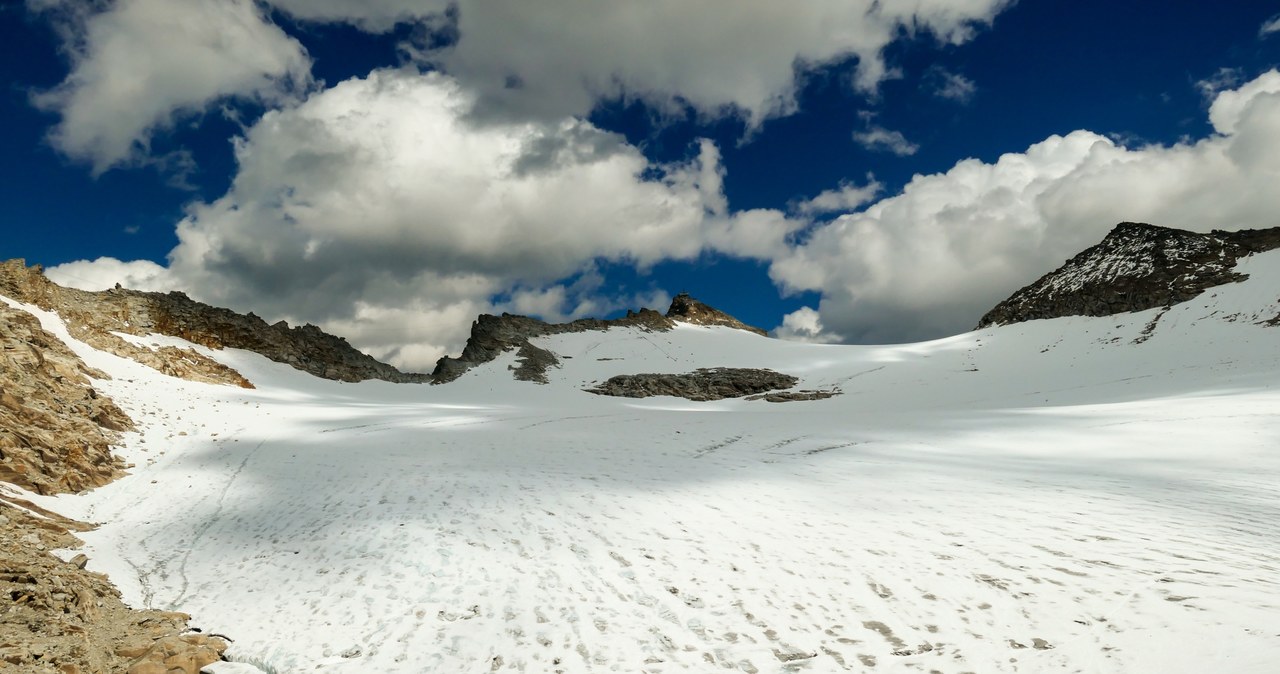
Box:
left=7, top=252, right=1280, bottom=673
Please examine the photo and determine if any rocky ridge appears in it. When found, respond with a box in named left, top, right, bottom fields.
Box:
left=432, top=294, right=768, bottom=384
left=0, top=302, right=132, bottom=496
left=977, top=222, right=1280, bottom=328
left=0, top=260, right=427, bottom=385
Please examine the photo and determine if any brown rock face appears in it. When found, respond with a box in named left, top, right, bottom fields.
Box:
left=0, top=303, right=132, bottom=495
left=0, top=273, right=236, bottom=673
left=977, top=223, right=1280, bottom=329
left=666, top=293, right=767, bottom=335
left=0, top=259, right=428, bottom=385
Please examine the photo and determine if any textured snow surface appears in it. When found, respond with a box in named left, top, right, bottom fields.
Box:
left=8, top=252, right=1280, bottom=673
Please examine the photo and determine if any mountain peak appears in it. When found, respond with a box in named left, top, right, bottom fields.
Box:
left=977, top=222, right=1280, bottom=329
left=666, top=292, right=767, bottom=336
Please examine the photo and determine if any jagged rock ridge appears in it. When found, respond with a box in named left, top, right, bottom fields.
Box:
left=432, top=309, right=673, bottom=383
left=432, top=294, right=766, bottom=384
left=977, top=222, right=1280, bottom=328
left=0, top=260, right=427, bottom=385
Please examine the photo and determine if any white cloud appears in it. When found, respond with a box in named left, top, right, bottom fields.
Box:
left=1207, top=69, right=1280, bottom=134
left=771, top=69, right=1280, bottom=344
left=264, top=0, right=1012, bottom=125
left=429, top=0, right=1012, bottom=124
left=499, top=276, right=673, bottom=327
left=31, top=0, right=311, bottom=174
left=32, top=0, right=1013, bottom=171
left=47, top=257, right=174, bottom=292
left=1196, top=67, right=1244, bottom=100
left=796, top=180, right=882, bottom=215
left=775, top=307, right=842, bottom=344
left=930, top=69, right=977, bottom=102
left=853, top=125, right=920, bottom=156
left=1260, top=14, right=1280, bottom=36
left=62, top=69, right=793, bottom=371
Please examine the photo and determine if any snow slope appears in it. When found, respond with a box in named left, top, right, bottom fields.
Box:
left=7, top=251, right=1280, bottom=673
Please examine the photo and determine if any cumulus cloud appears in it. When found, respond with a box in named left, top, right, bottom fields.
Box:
left=775, top=307, right=843, bottom=344
left=246, top=0, right=1014, bottom=125
left=47, top=257, right=174, bottom=292
left=1207, top=69, right=1280, bottom=134
left=853, top=125, right=920, bottom=156
left=31, top=0, right=311, bottom=174
left=771, top=70, right=1280, bottom=344
left=32, top=0, right=1013, bottom=170
left=426, top=0, right=1012, bottom=124
left=60, top=69, right=791, bottom=370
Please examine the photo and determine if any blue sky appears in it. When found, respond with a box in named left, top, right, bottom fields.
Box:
left=3, top=0, right=1280, bottom=369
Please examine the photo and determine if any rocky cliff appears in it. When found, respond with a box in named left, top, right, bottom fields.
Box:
left=0, top=260, right=428, bottom=384
left=432, top=294, right=766, bottom=383
left=977, top=222, right=1280, bottom=328
left=0, top=302, right=132, bottom=496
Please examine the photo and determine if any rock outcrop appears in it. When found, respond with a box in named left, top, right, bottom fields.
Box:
left=744, top=389, right=842, bottom=403
left=977, top=222, right=1280, bottom=328
left=585, top=368, right=799, bottom=401
left=0, top=260, right=427, bottom=385
left=666, top=292, right=768, bottom=336
left=0, top=303, right=132, bottom=496
left=433, top=294, right=765, bottom=384
left=0, top=500, right=227, bottom=674
left=432, top=308, right=673, bottom=383
left=0, top=289, right=238, bottom=673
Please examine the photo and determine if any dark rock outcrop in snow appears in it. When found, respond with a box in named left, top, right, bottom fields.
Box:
left=745, top=389, right=842, bottom=403
left=977, top=223, right=1280, bottom=328
left=433, top=294, right=765, bottom=384
left=585, top=368, right=798, bottom=401
left=0, top=259, right=427, bottom=384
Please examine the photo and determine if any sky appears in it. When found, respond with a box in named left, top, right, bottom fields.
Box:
left=3, top=0, right=1280, bottom=371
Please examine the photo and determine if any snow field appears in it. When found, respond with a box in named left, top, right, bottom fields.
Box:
left=5, top=249, right=1280, bottom=673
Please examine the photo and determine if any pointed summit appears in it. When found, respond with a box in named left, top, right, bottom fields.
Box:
left=666, top=292, right=767, bottom=336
